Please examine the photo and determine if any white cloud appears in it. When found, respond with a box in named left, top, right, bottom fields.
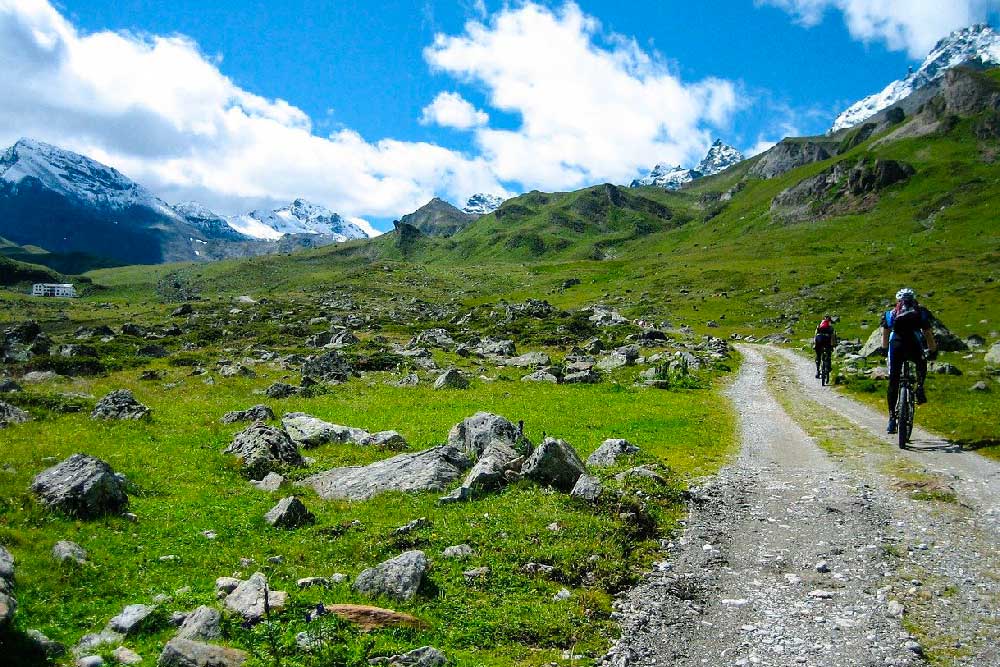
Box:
left=420, top=91, right=489, bottom=129
left=759, top=0, right=992, bottom=57
left=0, top=0, right=503, bottom=222
left=424, top=2, right=742, bottom=191
left=346, top=216, right=383, bottom=238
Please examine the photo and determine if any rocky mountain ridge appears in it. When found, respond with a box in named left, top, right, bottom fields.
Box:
left=832, top=23, right=1000, bottom=132
left=462, top=193, right=505, bottom=215
left=630, top=140, right=745, bottom=190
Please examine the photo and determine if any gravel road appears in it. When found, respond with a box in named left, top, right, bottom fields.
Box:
left=603, top=345, right=1000, bottom=667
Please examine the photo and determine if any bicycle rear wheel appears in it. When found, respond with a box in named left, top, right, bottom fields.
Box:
left=897, top=387, right=913, bottom=448
left=821, top=352, right=831, bottom=386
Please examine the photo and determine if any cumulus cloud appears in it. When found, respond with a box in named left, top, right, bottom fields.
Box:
left=759, top=0, right=992, bottom=57
left=0, top=0, right=503, bottom=220
left=424, top=2, right=742, bottom=191
left=420, top=92, right=489, bottom=129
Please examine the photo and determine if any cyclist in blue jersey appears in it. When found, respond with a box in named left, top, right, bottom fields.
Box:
left=880, top=287, right=937, bottom=434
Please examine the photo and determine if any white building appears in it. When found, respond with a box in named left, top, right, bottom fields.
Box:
left=31, top=283, right=77, bottom=298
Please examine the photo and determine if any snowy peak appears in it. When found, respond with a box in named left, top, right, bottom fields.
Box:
left=696, top=140, right=745, bottom=176
left=229, top=198, right=371, bottom=241
left=462, top=193, right=505, bottom=215
left=832, top=24, right=1000, bottom=132
left=0, top=138, right=176, bottom=217
left=630, top=164, right=701, bottom=190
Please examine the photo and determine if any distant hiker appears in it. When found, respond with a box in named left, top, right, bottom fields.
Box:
left=813, top=315, right=836, bottom=378
left=881, top=287, right=937, bottom=434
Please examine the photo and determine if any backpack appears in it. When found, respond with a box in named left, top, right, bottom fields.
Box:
left=886, top=304, right=929, bottom=341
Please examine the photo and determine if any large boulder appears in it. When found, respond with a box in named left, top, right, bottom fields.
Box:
left=30, top=454, right=128, bottom=518
left=570, top=474, right=603, bottom=502
left=0, top=401, right=29, bottom=428
left=223, top=422, right=304, bottom=480
left=860, top=315, right=966, bottom=358
left=301, top=350, right=352, bottom=384
left=281, top=413, right=368, bottom=448
left=91, top=389, right=150, bottom=421
left=108, top=603, right=156, bottom=635
left=433, top=369, right=468, bottom=390
left=157, top=638, right=248, bottom=667
left=353, top=551, right=428, bottom=601
left=460, top=441, right=524, bottom=492
left=220, top=405, right=274, bottom=424
left=223, top=573, right=287, bottom=624
left=299, top=445, right=471, bottom=501
left=176, top=606, right=222, bottom=641
left=447, top=412, right=527, bottom=458
left=521, top=438, right=586, bottom=492
left=587, top=439, right=640, bottom=467
left=264, top=496, right=315, bottom=528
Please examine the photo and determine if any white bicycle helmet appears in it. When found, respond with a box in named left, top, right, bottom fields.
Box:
left=895, top=287, right=916, bottom=301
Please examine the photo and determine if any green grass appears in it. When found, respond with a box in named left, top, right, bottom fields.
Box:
left=0, top=357, right=735, bottom=666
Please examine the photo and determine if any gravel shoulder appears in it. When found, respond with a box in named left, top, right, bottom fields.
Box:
left=604, top=344, right=1000, bottom=667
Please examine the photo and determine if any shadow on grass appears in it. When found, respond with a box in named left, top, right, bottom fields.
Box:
left=0, top=628, right=50, bottom=667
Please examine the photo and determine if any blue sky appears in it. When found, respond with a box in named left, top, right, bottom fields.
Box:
left=3, top=0, right=999, bottom=229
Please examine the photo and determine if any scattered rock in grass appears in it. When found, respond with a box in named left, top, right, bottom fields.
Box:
left=433, top=368, right=468, bottom=390
left=408, top=328, right=455, bottom=350
left=442, top=544, right=474, bottom=559
left=0, top=401, right=29, bottom=428
left=265, top=382, right=298, bottom=398
left=463, top=566, right=490, bottom=583
left=521, top=370, right=559, bottom=383
left=91, top=389, right=150, bottom=421
left=27, top=629, right=65, bottom=657
left=214, top=578, right=240, bottom=595
left=301, top=350, right=352, bottom=384
left=31, top=454, right=129, bottom=518
left=437, top=486, right=471, bottom=503
left=281, top=412, right=368, bottom=448
left=447, top=412, right=528, bottom=457
left=362, top=430, right=408, bottom=449
left=157, top=638, right=248, bottom=667
left=456, top=441, right=524, bottom=497
left=506, top=351, right=551, bottom=368
left=112, top=647, right=143, bottom=665
left=220, top=404, right=274, bottom=424
left=224, top=421, right=304, bottom=480
left=392, top=373, right=420, bottom=387
left=353, top=551, right=428, bottom=601
left=614, top=465, right=668, bottom=484
left=393, top=517, right=429, bottom=536
left=108, top=604, right=156, bottom=635
left=563, top=369, right=601, bottom=384
left=264, top=496, right=315, bottom=528
left=368, top=646, right=447, bottom=667
left=219, top=364, right=255, bottom=379
left=53, top=540, right=88, bottom=564
left=587, top=439, right=640, bottom=467
left=970, top=381, right=989, bottom=392
left=571, top=474, right=604, bottom=502
left=0, top=546, right=14, bottom=626
left=0, top=378, right=22, bottom=392
left=299, top=445, right=471, bottom=501
left=521, top=562, right=555, bottom=576
left=521, top=438, right=586, bottom=491
left=324, top=604, right=428, bottom=631
left=250, top=472, right=284, bottom=492
left=223, top=572, right=287, bottom=624
left=171, top=304, right=193, bottom=317
left=176, top=605, right=222, bottom=640
left=75, top=629, right=124, bottom=655
left=296, top=577, right=329, bottom=589
left=928, top=361, right=962, bottom=375
left=553, top=588, right=572, bottom=601
left=76, top=655, right=104, bottom=667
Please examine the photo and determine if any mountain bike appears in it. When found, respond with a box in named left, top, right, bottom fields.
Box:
left=895, top=359, right=917, bottom=447
left=820, top=347, right=832, bottom=386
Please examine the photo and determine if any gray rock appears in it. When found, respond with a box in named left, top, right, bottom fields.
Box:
left=563, top=369, right=601, bottom=384
left=407, top=328, right=455, bottom=350
left=475, top=338, right=516, bottom=357
left=264, top=496, right=315, bottom=528
left=433, top=369, right=468, bottom=390
left=220, top=404, right=274, bottom=424
left=521, top=437, right=586, bottom=492
left=91, top=390, right=150, bottom=421
left=858, top=327, right=887, bottom=358
left=447, top=412, right=526, bottom=457
left=296, top=577, right=329, bottom=588
left=0, top=545, right=13, bottom=582
left=265, top=382, right=298, bottom=399
left=299, top=445, right=471, bottom=501
left=506, top=351, right=551, bottom=367
left=463, top=566, right=490, bottom=582
left=223, top=573, right=287, bottom=623
left=971, top=381, right=990, bottom=392
left=928, top=361, right=961, bottom=375
left=27, top=628, right=65, bottom=657
left=0, top=401, right=30, bottom=428
left=393, top=517, right=429, bottom=536
left=108, top=603, right=156, bottom=635
left=171, top=304, right=193, bottom=317
left=748, top=138, right=834, bottom=179
left=76, top=656, right=105, bottom=667
left=0, top=591, right=14, bottom=626
left=986, top=342, right=1000, bottom=366
left=53, top=540, right=88, bottom=564
left=392, top=373, right=420, bottom=387
left=30, top=454, right=129, bottom=518
left=0, top=378, right=22, bottom=392
left=176, top=605, right=221, bottom=640
left=281, top=412, right=368, bottom=448
left=250, top=472, right=284, bottom=492
left=76, top=629, right=124, bottom=654
left=223, top=421, right=304, bottom=480
left=219, top=364, right=255, bottom=379
left=369, top=646, right=447, bottom=667
left=302, top=350, right=352, bottom=384
left=214, top=578, right=240, bottom=595
left=157, top=638, right=248, bottom=667
left=587, top=438, right=640, bottom=467
left=521, top=370, right=559, bottom=383
left=461, top=441, right=523, bottom=492
left=570, top=474, right=604, bottom=502
left=362, top=430, right=408, bottom=449
left=442, top=544, right=474, bottom=559
left=353, top=550, right=428, bottom=601
left=113, top=647, right=143, bottom=665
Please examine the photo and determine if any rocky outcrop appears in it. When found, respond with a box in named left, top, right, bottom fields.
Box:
left=91, top=389, right=150, bottom=420
left=748, top=139, right=836, bottom=179
left=447, top=412, right=528, bottom=458
left=299, top=445, right=471, bottom=500
left=398, top=198, right=476, bottom=237
left=521, top=438, right=586, bottom=491
left=281, top=412, right=368, bottom=447
left=353, top=551, right=428, bottom=601
left=223, top=421, right=304, bottom=480
left=301, top=350, right=352, bottom=384
left=30, top=454, right=128, bottom=517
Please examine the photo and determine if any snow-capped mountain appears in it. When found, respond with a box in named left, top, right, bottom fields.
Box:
left=630, top=164, right=701, bottom=190
left=831, top=24, right=1000, bottom=132
left=229, top=199, right=371, bottom=242
left=1, top=138, right=178, bottom=219
left=696, top=140, right=745, bottom=176
left=173, top=201, right=250, bottom=241
left=462, top=193, right=505, bottom=215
